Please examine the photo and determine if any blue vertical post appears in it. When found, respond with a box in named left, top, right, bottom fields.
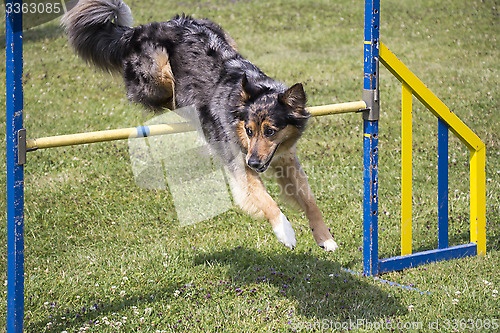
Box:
left=362, top=0, right=380, bottom=276
left=438, top=119, right=449, bottom=249
left=6, top=1, right=25, bottom=332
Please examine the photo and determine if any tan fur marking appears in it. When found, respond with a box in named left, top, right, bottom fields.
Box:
left=271, top=152, right=334, bottom=246
left=152, top=48, right=176, bottom=110
left=228, top=166, right=281, bottom=224
left=235, top=121, right=249, bottom=152
left=224, top=32, right=238, bottom=51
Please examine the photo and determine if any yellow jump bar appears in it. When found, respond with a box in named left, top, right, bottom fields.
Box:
left=26, top=123, right=196, bottom=150
left=25, top=101, right=367, bottom=151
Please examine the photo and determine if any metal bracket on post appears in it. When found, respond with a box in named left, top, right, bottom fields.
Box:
left=17, top=129, right=27, bottom=165
left=363, top=57, right=380, bottom=121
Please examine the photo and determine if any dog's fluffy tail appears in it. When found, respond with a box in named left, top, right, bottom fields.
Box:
left=62, top=0, right=134, bottom=73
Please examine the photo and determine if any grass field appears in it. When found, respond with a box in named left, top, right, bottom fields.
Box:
left=1, top=0, right=499, bottom=331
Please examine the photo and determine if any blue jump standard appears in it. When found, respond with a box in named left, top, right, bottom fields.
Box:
left=6, top=1, right=25, bottom=332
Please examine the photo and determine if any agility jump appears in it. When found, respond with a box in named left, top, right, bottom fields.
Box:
left=6, top=0, right=485, bottom=331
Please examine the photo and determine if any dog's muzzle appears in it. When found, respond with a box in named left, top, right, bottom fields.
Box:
left=247, top=144, right=280, bottom=173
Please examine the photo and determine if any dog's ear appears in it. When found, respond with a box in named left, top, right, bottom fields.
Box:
left=279, top=83, right=309, bottom=121
left=241, top=73, right=261, bottom=102
left=279, top=83, right=306, bottom=109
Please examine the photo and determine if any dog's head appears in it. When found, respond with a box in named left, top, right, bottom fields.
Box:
left=234, top=74, right=309, bottom=173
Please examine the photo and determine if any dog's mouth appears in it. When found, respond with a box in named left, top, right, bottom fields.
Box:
left=249, top=144, right=280, bottom=173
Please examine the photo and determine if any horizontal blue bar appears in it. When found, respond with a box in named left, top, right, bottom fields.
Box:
left=378, top=243, right=477, bottom=274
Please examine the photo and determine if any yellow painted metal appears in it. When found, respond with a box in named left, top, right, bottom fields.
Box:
left=380, top=41, right=486, bottom=256
left=379, top=42, right=484, bottom=151
left=470, top=147, right=486, bottom=255
left=401, top=82, right=413, bottom=256
left=307, top=101, right=366, bottom=117
left=26, top=123, right=195, bottom=150
left=26, top=101, right=366, bottom=150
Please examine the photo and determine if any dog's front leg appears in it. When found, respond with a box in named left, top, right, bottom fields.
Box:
left=273, top=154, right=338, bottom=252
left=227, top=166, right=296, bottom=249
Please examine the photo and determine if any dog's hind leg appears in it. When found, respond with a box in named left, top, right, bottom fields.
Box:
left=227, top=165, right=296, bottom=249
left=272, top=153, right=338, bottom=252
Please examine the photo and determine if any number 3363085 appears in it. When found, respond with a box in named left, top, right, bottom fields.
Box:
left=6, top=2, right=62, bottom=15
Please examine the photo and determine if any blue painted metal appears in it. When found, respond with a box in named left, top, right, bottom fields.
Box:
left=438, top=119, right=449, bottom=249
left=363, top=121, right=379, bottom=276
left=363, top=0, right=380, bottom=91
left=6, top=1, right=25, bottom=332
left=362, top=0, right=380, bottom=276
left=378, top=243, right=477, bottom=274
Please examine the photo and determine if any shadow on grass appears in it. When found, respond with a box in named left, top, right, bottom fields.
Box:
left=193, top=247, right=406, bottom=322
left=26, top=247, right=406, bottom=331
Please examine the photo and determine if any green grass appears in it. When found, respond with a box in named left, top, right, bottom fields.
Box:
left=1, top=0, right=499, bottom=331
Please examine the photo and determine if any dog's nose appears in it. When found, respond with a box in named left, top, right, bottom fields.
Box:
left=247, top=157, right=263, bottom=170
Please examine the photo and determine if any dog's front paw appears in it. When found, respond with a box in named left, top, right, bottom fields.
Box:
left=319, top=239, right=339, bottom=252
left=272, top=213, right=296, bottom=249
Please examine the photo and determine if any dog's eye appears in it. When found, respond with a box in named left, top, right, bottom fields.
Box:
left=246, top=127, right=253, bottom=137
left=264, top=128, right=276, bottom=137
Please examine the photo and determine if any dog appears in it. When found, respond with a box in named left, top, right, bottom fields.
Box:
left=62, top=0, right=338, bottom=251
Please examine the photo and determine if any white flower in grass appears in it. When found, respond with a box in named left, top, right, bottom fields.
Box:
left=145, top=308, right=152, bottom=316
left=120, top=290, right=126, bottom=297
left=408, top=305, right=414, bottom=312
left=452, top=298, right=459, bottom=305
left=455, top=291, right=462, bottom=296
left=482, top=279, right=492, bottom=286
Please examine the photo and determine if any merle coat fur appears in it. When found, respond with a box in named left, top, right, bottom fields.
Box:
left=62, top=0, right=338, bottom=251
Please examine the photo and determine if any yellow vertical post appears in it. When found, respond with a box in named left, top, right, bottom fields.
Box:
left=470, top=147, right=486, bottom=255
left=401, top=82, right=413, bottom=256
